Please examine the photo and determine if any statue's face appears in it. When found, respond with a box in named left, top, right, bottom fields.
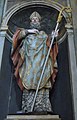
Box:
left=30, top=17, right=41, bottom=29
left=31, top=17, right=40, bottom=23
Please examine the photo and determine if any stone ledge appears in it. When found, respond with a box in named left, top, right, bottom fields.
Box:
left=6, top=115, right=61, bottom=120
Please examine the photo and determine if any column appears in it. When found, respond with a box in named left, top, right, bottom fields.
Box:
left=0, top=0, right=8, bottom=70
left=0, top=26, right=8, bottom=70
left=66, top=23, right=77, bottom=120
left=0, top=0, right=5, bottom=25
left=70, top=0, right=77, bottom=63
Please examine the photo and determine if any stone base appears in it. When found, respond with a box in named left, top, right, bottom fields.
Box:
left=6, top=115, right=61, bottom=120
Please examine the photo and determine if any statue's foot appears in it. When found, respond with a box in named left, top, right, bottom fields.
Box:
left=23, top=111, right=56, bottom=115
left=16, top=110, right=56, bottom=115
left=16, top=110, right=25, bottom=114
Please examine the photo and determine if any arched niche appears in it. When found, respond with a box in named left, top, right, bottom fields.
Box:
left=7, top=5, right=66, bottom=45
left=2, top=0, right=70, bottom=44
left=0, top=1, right=73, bottom=120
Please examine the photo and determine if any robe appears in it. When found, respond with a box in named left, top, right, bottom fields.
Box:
left=11, top=28, right=58, bottom=112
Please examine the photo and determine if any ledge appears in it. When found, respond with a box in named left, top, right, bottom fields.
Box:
left=6, top=114, right=61, bottom=120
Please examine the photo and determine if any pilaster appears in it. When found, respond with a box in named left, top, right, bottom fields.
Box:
left=0, top=25, right=8, bottom=71
left=0, top=0, right=5, bottom=25
left=70, top=0, right=77, bottom=63
left=65, top=23, right=77, bottom=120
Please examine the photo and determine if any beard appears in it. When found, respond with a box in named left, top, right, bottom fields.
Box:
left=30, top=22, right=41, bottom=30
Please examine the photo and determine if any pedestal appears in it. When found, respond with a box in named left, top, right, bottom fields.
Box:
left=6, top=115, right=61, bottom=120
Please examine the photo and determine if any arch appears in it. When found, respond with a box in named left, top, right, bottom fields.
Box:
left=2, top=0, right=70, bottom=44
left=2, top=0, right=70, bottom=26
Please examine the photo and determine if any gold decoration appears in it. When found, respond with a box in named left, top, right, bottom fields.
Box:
left=57, top=6, right=72, bottom=23
left=26, top=64, right=32, bottom=75
left=57, top=7, right=64, bottom=23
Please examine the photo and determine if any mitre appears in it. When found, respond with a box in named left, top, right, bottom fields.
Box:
left=30, top=11, right=41, bottom=20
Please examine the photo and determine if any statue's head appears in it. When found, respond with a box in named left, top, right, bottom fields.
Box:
left=30, top=11, right=41, bottom=29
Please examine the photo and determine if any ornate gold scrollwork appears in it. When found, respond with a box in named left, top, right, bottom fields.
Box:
left=57, top=6, right=72, bottom=23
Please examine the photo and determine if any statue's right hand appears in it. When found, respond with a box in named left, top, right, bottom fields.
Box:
left=27, top=29, right=39, bottom=34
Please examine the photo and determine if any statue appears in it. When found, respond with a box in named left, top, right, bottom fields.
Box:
left=11, top=11, right=58, bottom=114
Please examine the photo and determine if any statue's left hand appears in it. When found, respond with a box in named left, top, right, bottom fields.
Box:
left=51, top=29, right=59, bottom=38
